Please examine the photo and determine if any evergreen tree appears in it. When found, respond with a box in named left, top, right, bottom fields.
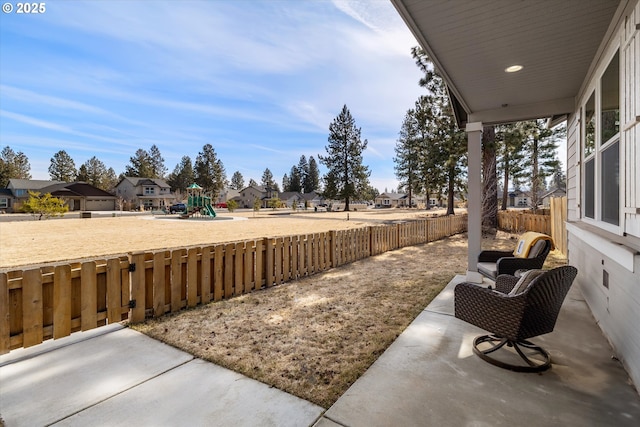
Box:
left=496, top=123, right=527, bottom=210
left=412, top=47, right=466, bottom=215
left=282, top=173, right=290, bottom=192
left=261, top=168, right=274, bottom=187
left=394, top=109, right=421, bottom=207
left=167, top=156, right=195, bottom=193
left=318, top=105, right=371, bottom=211
left=49, top=150, right=77, bottom=182
left=148, top=144, right=167, bottom=178
left=482, top=126, right=498, bottom=235
left=103, top=167, right=119, bottom=193
left=125, top=149, right=154, bottom=177
left=230, top=171, right=244, bottom=190
left=0, top=146, right=31, bottom=187
left=297, top=155, right=308, bottom=192
left=79, top=156, right=110, bottom=190
left=306, top=156, right=320, bottom=193
left=248, top=178, right=258, bottom=187
left=288, top=166, right=302, bottom=192
left=195, top=144, right=226, bottom=199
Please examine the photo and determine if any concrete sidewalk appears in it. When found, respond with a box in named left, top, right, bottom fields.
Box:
left=0, top=325, right=323, bottom=426
left=2, top=276, right=639, bottom=426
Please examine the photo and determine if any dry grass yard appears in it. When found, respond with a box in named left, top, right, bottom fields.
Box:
left=0, top=208, right=566, bottom=408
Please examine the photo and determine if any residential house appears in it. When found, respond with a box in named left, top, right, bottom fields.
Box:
left=39, top=182, right=116, bottom=211
left=115, top=177, right=175, bottom=210
left=217, top=188, right=241, bottom=206
left=238, top=185, right=278, bottom=209
left=0, top=188, right=14, bottom=212
left=302, top=191, right=326, bottom=209
left=279, top=192, right=305, bottom=208
left=5, top=179, right=65, bottom=212
left=392, top=0, right=640, bottom=388
left=375, top=192, right=405, bottom=208
left=541, top=187, right=567, bottom=208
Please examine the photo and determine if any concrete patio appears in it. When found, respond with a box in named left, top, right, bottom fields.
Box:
left=1, top=276, right=639, bottom=426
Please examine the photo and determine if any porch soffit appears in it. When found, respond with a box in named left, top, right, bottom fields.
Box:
left=391, top=0, right=623, bottom=125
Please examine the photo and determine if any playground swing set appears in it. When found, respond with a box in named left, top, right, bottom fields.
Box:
left=178, top=183, right=216, bottom=219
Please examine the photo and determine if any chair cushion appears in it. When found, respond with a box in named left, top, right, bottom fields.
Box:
left=477, top=262, right=497, bottom=279
left=527, top=240, right=547, bottom=258
left=513, top=232, right=553, bottom=258
left=508, top=269, right=545, bottom=295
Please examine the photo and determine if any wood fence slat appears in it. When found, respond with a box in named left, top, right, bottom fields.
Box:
left=213, top=245, right=224, bottom=301
left=282, top=237, right=291, bottom=282
left=234, top=242, right=244, bottom=295
left=224, top=243, right=235, bottom=297
left=291, top=235, right=299, bottom=279
left=187, top=248, right=199, bottom=308
left=0, top=273, right=10, bottom=354
left=53, top=265, right=72, bottom=338
left=81, top=261, right=97, bottom=331
left=152, top=252, right=165, bottom=317
left=201, top=246, right=212, bottom=303
left=275, top=238, right=283, bottom=284
left=170, top=250, right=183, bottom=312
left=106, top=259, right=123, bottom=324
left=130, top=253, right=146, bottom=323
left=255, top=240, right=263, bottom=290
left=264, top=238, right=274, bottom=287
left=244, top=241, right=255, bottom=291
left=22, top=269, right=43, bottom=348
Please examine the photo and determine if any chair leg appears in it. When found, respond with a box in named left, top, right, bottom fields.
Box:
left=472, top=335, right=552, bottom=372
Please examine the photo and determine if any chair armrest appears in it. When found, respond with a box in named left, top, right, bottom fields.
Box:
left=496, top=257, right=545, bottom=276
left=454, top=282, right=526, bottom=340
left=478, top=250, right=514, bottom=263
left=495, top=274, right=520, bottom=293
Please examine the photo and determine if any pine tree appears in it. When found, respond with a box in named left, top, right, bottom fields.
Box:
left=79, top=156, right=110, bottom=190
left=394, top=109, right=421, bottom=207
left=167, top=156, right=195, bottom=193
left=306, top=156, right=320, bottom=193
left=297, top=155, right=308, bottom=192
left=482, top=126, right=498, bottom=235
left=248, top=178, right=258, bottom=187
left=195, top=144, right=226, bottom=199
left=148, top=144, right=167, bottom=178
left=49, top=150, right=77, bottom=182
left=125, top=149, right=153, bottom=177
left=261, top=168, right=274, bottom=187
left=0, top=146, right=31, bottom=187
left=496, top=123, right=527, bottom=210
left=230, top=171, right=244, bottom=190
left=288, top=166, right=302, bottom=192
left=282, top=173, right=290, bottom=192
left=103, top=167, right=119, bottom=193
left=319, top=105, right=371, bottom=211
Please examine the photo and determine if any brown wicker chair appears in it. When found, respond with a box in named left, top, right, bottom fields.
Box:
left=454, top=266, right=578, bottom=372
left=477, top=237, right=552, bottom=280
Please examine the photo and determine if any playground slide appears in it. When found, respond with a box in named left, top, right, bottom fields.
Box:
left=203, top=201, right=217, bottom=217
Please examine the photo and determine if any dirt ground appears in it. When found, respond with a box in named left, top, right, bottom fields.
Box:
left=0, top=208, right=456, bottom=269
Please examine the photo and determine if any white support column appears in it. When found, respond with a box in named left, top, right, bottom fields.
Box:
left=466, top=122, right=483, bottom=283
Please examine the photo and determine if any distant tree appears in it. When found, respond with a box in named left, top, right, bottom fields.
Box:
left=297, top=155, right=308, bottom=192
left=248, top=178, right=258, bottom=187
left=496, top=123, right=527, bottom=210
left=412, top=47, right=466, bottom=215
left=319, top=105, right=371, bottom=211
left=230, top=171, right=245, bottom=190
left=482, top=125, right=498, bottom=235
left=103, top=167, right=119, bottom=193
left=49, top=150, right=77, bottom=182
left=548, top=163, right=566, bottom=190
left=195, top=144, right=226, bottom=199
left=261, top=168, right=274, bottom=187
left=78, top=156, right=111, bottom=190
left=125, top=149, right=153, bottom=177
left=226, top=199, right=238, bottom=212
left=167, top=156, right=195, bottom=193
left=288, top=166, right=302, bottom=192
left=148, top=144, right=167, bottom=178
left=282, top=173, right=290, bottom=192
left=394, top=109, right=421, bottom=208
left=22, top=191, right=68, bottom=220
left=520, top=120, right=563, bottom=209
left=0, top=146, right=31, bottom=187
left=306, top=156, right=320, bottom=192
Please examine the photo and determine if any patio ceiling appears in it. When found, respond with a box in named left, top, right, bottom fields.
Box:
left=391, top=0, right=623, bottom=126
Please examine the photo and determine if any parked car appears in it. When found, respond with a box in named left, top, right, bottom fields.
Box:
left=169, top=203, right=186, bottom=214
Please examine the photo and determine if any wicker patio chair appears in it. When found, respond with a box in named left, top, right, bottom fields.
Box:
left=477, top=233, right=553, bottom=280
left=454, top=265, right=578, bottom=372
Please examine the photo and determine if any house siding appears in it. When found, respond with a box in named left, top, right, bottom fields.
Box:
left=567, top=0, right=640, bottom=389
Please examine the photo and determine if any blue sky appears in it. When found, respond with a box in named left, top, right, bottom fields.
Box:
left=0, top=0, right=424, bottom=192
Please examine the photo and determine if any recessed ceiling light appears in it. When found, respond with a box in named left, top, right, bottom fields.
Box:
left=505, top=65, right=523, bottom=73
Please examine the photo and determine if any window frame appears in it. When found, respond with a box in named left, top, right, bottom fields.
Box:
left=580, top=48, right=621, bottom=234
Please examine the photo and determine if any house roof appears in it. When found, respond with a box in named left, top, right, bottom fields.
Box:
left=39, top=182, right=116, bottom=198
left=118, top=177, right=171, bottom=188
left=279, top=192, right=303, bottom=200
left=391, top=0, right=625, bottom=126
left=377, top=192, right=407, bottom=200
left=7, top=179, right=65, bottom=190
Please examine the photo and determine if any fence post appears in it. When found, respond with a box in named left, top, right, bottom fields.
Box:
left=81, top=261, right=98, bottom=331
left=0, top=272, right=8, bottom=354
left=130, top=253, right=146, bottom=323
left=53, top=265, right=72, bottom=338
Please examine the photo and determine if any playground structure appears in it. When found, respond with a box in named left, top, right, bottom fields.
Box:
left=180, top=183, right=216, bottom=218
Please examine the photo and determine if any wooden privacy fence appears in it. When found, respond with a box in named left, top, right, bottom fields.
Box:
left=497, top=196, right=567, bottom=256
left=1, top=214, right=468, bottom=353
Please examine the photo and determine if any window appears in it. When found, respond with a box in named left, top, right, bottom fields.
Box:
left=0, top=198, right=8, bottom=208
left=582, top=50, right=620, bottom=227
left=144, top=186, right=155, bottom=195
